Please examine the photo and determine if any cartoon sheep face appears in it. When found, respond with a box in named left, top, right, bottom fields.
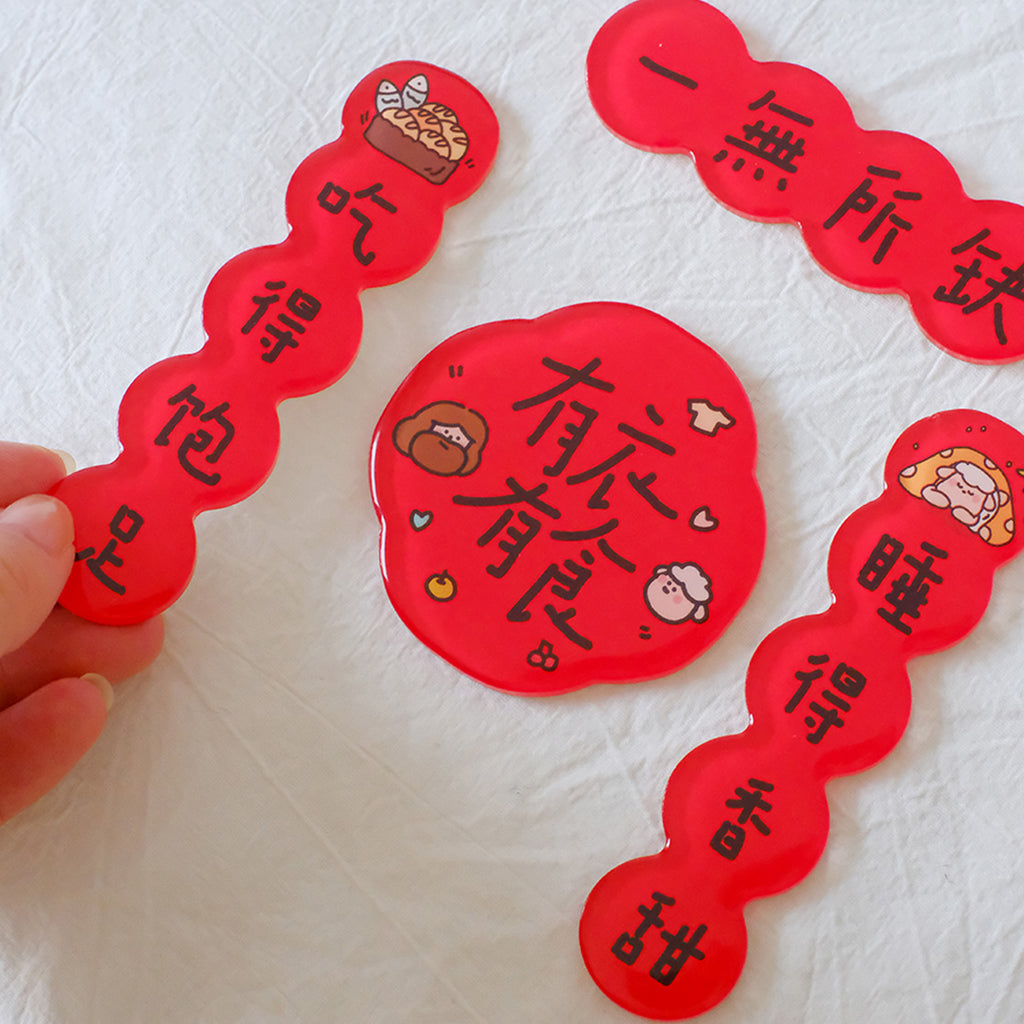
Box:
left=643, top=562, right=713, bottom=625
left=921, top=460, right=1009, bottom=539
left=898, top=446, right=1016, bottom=547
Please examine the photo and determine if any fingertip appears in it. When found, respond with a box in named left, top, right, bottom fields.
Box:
left=49, top=449, right=77, bottom=476
left=82, top=672, right=115, bottom=711
left=85, top=614, right=165, bottom=684
left=0, top=496, right=75, bottom=657
left=0, top=608, right=166, bottom=705
left=0, top=494, right=74, bottom=559
left=141, top=615, right=166, bottom=665
left=29, top=445, right=76, bottom=480
left=0, top=442, right=76, bottom=504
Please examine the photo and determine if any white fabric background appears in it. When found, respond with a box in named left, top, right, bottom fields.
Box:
left=2, top=0, right=1023, bottom=1021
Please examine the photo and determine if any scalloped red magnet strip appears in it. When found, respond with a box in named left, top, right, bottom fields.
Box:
left=588, top=0, right=1024, bottom=364
left=579, top=408, right=1024, bottom=1019
left=51, top=62, right=498, bottom=625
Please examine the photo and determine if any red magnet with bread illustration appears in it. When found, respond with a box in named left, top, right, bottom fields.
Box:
left=579, top=408, right=1024, bottom=1019
left=370, top=303, right=765, bottom=695
left=588, top=0, right=1024, bottom=364
left=51, top=62, right=499, bottom=625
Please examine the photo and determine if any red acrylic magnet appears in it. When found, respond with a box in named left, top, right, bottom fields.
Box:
left=588, top=0, right=1024, bottom=363
left=579, top=408, right=1024, bottom=1018
left=52, top=62, right=499, bottom=625
left=370, top=302, right=765, bottom=695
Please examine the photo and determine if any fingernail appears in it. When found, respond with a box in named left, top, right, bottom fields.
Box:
left=51, top=449, right=77, bottom=474
left=0, top=495, right=73, bottom=557
left=28, top=444, right=76, bottom=476
left=82, top=673, right=114, bottom=711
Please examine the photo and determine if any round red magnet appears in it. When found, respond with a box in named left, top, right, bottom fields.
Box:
left=370, top=302, right=765, bottom=694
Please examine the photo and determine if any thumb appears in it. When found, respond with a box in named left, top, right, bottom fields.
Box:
left=0, top=495, right=75, bottom=656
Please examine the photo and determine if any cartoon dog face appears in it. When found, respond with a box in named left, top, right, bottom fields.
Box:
left=393, top=400, right=489, bottom=476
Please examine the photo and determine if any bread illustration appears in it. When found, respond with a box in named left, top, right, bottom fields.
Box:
left=365, top=75, right=469, bottom=185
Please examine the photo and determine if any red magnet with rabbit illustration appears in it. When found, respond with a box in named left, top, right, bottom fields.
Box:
left=588, top=0, right=1024, bottom=363
left=51, top=62, right=499, bottom=625
left=370, top=303, right=765, bottom=695
left=579, top=408, right=1024, bottom=1019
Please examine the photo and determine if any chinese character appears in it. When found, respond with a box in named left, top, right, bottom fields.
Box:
left=241, top=280, right=322, bottom=363
left=611, top=891, right=676, bottom=966
left=316, top=181, right=397, bottom=265
left=74, top=504, right=144, bottom=596
left=512, top=356, right=615, bottom=410
left=451, top=354, right=702, bottom=648
left=934, top=229, right=1023, bottom=347
left=876, top=541, right=947, bottom=635
left=477, top=509, right=543, bottom=578
left=725, top=778, right=773, bottom=831
left=710, top=821, right=746, bottom=861
left=527, top=399, right=599, bottom=476
left=454, top=476, right=561, bottom=575
left=783, top=652, right=828, bottom=712
left=711, top=777, right=775, bottom=860
left=508, top=554, right=596, bottom=648
left=564, top=408, right=678, bottom=519
left=712, top=89, right=814, bottom=191
left=857, top=534, right=904, bottom=590
left=516, top=357, right=678, bottom=518
left=611, top=891, right=708, bottom=987
left=638, top=55, right=698, bottom=91
left=823, top=166, right=922, bottom=264
left=649, top=923, right=708, bottom=986
left=785, top=655, right=866, bottom=744
left=154, top=384, right=235, bottom=485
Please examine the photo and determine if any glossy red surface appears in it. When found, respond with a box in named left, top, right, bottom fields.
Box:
left=587, top=0, right=1024, bottom=363
left=370, top=303, right=764, bottom=694
left=52, top=62, right=499, bottom=624
left=579, top=408, right=1024, bottom=1017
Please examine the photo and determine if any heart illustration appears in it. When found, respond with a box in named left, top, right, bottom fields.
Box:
left=410, top=509, right=433, bottom=531
left=689, top=505, right=719, bottom=531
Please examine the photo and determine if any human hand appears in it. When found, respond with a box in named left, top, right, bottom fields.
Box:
left=0, top=442, right=164, bottom=825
